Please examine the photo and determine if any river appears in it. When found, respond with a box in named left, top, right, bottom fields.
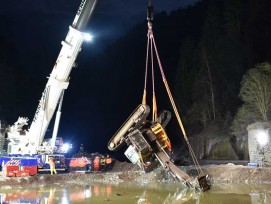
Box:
left=0, top=182, right=270, bottom=203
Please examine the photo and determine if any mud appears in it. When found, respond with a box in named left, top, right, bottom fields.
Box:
left=1, top=161, right=271, bottom=189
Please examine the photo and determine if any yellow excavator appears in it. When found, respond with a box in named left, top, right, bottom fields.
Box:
left=108, top=0, right=211, bottom=192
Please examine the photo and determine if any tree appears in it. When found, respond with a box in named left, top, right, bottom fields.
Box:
left=231, top=105, right=261, bottom=137
left=174, top=37, right=199, bottom=110
left=239, top=62, right=271, bottom=121
left=232, top=62, right=271, bottom=138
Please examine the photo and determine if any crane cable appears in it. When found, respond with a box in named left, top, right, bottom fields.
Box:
left=152, top=37, right=203, bottom=176
left=142, top=0, right=203, bottom=177
left=142, top=0, right=157, bottom=121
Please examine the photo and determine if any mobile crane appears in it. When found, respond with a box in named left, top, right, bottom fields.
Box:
left=6, top=0, right=99, bottom=156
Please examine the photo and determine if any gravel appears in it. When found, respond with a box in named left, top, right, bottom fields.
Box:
left=1, top=161, right=271, bottom=189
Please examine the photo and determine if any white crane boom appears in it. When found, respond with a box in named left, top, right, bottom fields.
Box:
left=7, top=0, right=99, bottom=155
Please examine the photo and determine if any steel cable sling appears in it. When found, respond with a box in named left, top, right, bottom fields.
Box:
left=142, top=0, right=157, bottom=122
left=141, top=0, right=204, bottom=177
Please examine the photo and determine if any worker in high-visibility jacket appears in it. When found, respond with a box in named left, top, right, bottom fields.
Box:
left=93, top=156, right=100, bottom=171
left=105, top=155, right=113, bottom=170
left=100, top=156, right=106, bottom=171
left=48, top=157, right=57, bottom=175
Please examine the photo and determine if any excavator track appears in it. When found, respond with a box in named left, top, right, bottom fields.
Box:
left=108, top=104, right=150, bottom=151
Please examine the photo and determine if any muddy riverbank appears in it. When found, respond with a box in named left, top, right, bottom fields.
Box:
left=1, top=161, right=271, bottom=189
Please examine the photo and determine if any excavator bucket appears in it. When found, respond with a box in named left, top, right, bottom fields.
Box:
left=198, top=175, right=211, bottom=192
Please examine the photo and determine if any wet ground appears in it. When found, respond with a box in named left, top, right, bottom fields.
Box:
left=1, top=161, right=271, bottom=190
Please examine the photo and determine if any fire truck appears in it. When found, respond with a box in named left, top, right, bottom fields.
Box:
left=0, top=0, right=99, bottom=176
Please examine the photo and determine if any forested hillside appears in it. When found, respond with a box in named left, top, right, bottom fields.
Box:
left=93, top=0, right=271, bottom=159
left=1, top=0, right=271, bottom=155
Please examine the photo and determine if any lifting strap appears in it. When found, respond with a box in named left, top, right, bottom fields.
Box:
left=142, top=0, right=204, bottom=177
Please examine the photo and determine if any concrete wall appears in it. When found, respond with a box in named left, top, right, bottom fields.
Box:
left=247, top=122, right=271, bottom=167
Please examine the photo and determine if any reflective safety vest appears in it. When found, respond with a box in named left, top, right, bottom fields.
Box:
left=48, top=158, right=55, bottom=168
left=100, top=158, right=106, bottom=165
left=106, top=157, right=112, bottom=164
left=93, top=157, right=100, bottom=171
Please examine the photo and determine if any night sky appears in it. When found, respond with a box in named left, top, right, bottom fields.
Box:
left=0, top=0, right=198, bottom=155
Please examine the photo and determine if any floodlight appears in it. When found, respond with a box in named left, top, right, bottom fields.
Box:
left=256, top=130, right=269, bottom=146
left=61, top=143, right=70, bottom=152
left=84, top=33, right=93, bottom=42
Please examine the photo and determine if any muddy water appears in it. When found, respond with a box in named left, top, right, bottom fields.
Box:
left=0, top=183, right=270, bottom=203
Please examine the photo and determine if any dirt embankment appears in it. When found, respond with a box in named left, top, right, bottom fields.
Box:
left=200, top=164, right=271, bottom=184
left=1, top=162, right=271, bottom=189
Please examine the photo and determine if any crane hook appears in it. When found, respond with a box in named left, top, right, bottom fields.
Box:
left=147, top=0, right=153, bottom=23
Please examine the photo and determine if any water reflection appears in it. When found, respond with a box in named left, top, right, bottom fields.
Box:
left=0, top=183, right=270, bottom=203
left=164, top=188, right=201, bottom=204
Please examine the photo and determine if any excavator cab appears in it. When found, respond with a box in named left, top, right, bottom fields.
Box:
left=124, top=129, right=159, bottom=173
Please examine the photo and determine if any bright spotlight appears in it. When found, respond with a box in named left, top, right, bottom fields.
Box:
left=61, top=143, right=70, bottom=152
left=84, top=33, right=93, bottom=42
left=256, top=130, right=269, bottom=146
